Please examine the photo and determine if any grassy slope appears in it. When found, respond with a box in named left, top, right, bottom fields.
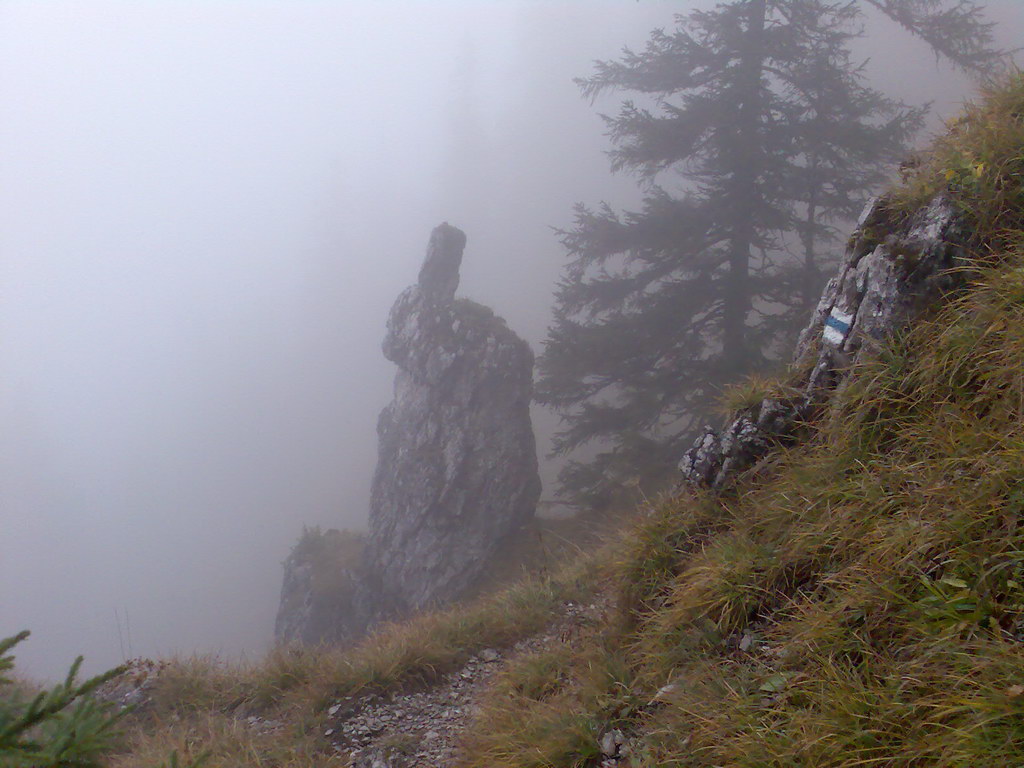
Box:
left=458, top=76, right=1024, bottom=767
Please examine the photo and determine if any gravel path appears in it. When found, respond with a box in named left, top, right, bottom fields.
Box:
left=327, top=599, right=607, bottom=768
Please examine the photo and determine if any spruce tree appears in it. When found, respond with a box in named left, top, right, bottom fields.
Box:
left=537, top=0, right=1004, bottom=509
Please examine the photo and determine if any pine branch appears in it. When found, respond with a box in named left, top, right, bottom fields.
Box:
left=0, top=631, right=127, bottom=768
left=863, top=0, right=1010, bottom=74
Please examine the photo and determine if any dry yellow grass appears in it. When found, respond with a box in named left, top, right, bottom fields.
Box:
left=101, top=550, right=607, bottom=767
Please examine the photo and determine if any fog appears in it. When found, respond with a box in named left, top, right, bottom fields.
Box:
left=2, top=1, right=1021, bottom=681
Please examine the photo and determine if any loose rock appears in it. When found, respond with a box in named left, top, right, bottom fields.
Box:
left=600, top=729, right=626, bottom=758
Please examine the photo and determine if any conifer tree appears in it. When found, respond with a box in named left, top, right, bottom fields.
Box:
left=537, top=0, right=1004, bottom=508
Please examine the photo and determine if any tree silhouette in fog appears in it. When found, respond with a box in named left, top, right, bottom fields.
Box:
left=537, top=0, right=1005, bottom=508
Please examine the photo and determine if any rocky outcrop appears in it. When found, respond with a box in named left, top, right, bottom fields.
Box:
left=366, top=223, right=541, bottom=617
left=276, top=224, right=540, bottom=644
left=275, top=528, right=369, bottom=646
left=680, top=192, right=972, bottom=489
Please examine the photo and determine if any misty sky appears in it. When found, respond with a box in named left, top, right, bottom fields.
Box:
left=3, top=1, right=1022, bottom=681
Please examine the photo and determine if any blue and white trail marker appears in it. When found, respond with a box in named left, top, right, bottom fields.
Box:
left=823, top=308, right=853, bottom=346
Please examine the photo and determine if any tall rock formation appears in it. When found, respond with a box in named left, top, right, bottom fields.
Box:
left=679, top=192, right=971, bottom=489
left=275, top=223, right=540, bottom=644
left=366, top=223, right=541, bottom=616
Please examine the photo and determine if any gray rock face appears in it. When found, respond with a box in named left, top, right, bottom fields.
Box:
left=274, top=528, right=370, bottom=645
left=680, top=192, right=971, bottom=489
left=275, top=551, right=318, bottom=644
left=366, top=223, right=541, bottom=616
left=275, top=223, right=540, bottom=644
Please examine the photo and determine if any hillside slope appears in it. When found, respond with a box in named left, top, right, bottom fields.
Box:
left=458, top=76, right=1024, bottom=767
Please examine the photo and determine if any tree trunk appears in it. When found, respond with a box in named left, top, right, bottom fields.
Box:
left=802, top=149, right=822, bottom=313
left=722, top=0, right=767, bottom=374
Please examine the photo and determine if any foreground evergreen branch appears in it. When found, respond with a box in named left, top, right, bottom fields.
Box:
left=0, top=630, right=126, bottom=767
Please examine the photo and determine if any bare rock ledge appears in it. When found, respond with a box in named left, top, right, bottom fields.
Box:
left=680, top=192, right=971, bottom=490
